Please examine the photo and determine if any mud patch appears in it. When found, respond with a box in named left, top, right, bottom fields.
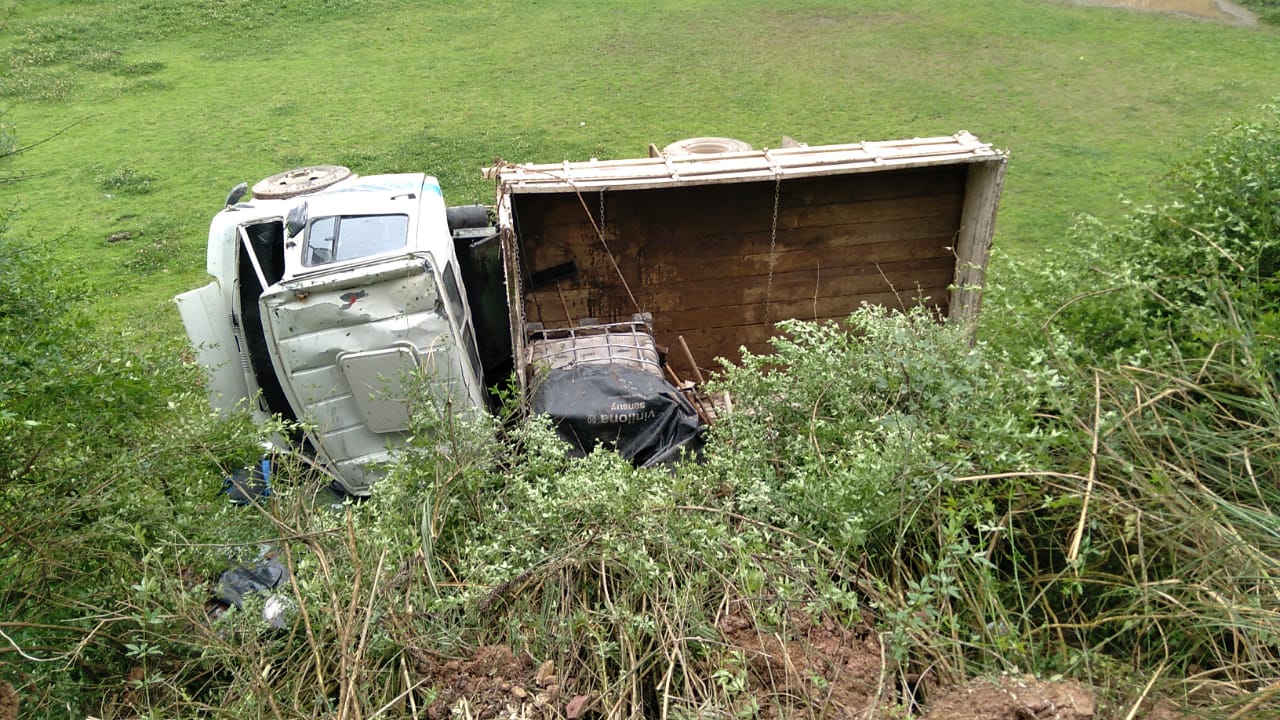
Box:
left=922, top=676, right=1096, bottom=720
left=418, top=645, right=557, bottom=720
left=716, top=604, right=891, bottom=718
left=1067, top=0, right=1256, bottom=25
left=411, top=632, right=1106, bottom=720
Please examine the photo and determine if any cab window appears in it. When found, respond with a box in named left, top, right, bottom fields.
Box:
left=302, top=214, right=408, bottom=266
left=441, top=262, right=483, bottom=377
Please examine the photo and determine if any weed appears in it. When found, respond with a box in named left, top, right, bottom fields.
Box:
left=110, top=60, right=166, bottom=78
left=97, top=166, right=155, bottom=195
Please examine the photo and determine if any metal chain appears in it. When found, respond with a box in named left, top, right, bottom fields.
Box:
left=764, top=175, right=781, bottom=324
left=599, top=187, right=606, bottom=232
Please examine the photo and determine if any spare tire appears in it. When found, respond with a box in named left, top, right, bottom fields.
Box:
left=662, top=137, right=752, bottom=156
left=251, top=165, right=352, bottom=200
left=446, top=204, right=491, bottom=232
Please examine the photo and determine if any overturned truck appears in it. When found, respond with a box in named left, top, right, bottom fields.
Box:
left=177, top=133, right=1007, bottom=495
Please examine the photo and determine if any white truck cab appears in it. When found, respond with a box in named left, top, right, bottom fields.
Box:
left=176, top=168, right=488, bottom=495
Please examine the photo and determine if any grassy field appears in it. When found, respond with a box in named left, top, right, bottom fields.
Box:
left=2, top=0, right=1278, bottom=335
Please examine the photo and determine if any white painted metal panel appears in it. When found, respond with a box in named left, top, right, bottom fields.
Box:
left=175, top=281, right=254, bottom=417
left=339, top=344, right=419, bottom=434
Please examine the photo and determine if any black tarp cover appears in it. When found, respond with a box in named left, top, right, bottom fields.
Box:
left=529, top=363, right=703, bottom=467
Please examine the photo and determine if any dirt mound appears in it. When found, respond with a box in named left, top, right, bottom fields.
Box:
left=716, top=604, right=890, bottom=718
left=419, top=645, right=556, bottom=720
left=411, top=629, right=1106, bottom=720
left=0, top=682, right=18, bottom=720
left=922, top=676, right=1096, bottom=720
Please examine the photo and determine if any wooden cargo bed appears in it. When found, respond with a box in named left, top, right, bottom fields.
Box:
left=492, top=133, right=1007, bottom=387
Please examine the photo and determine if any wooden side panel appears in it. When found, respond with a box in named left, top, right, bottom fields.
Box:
left=511, top=165, right=968, bottom=366
left=949, top=158, right=1007, bottom=329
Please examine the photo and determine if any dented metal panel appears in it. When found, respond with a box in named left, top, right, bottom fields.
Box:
left=260, top=256, right=470, bottom=489
left=339, top=344, right=420, bottom=433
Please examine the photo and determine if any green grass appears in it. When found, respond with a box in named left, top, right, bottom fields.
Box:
left=1, top=0, right=1277, bottom=336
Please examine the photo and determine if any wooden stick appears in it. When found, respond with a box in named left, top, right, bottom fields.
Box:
left=665, top=362, right=713, bottom=426
left=677, top=335, right=705, bottom=385
left=663, top=363, right=683, bottom=387
left=555, top=281, right=574, bottom=325
left=1067, top=372, right=1101, bottom=566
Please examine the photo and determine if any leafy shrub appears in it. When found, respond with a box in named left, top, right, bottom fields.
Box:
left=1005, top=103, right=1280, bottom=365
left=712, top=305, right=1076, bottom=557
left=979, top=102, right=1280, bottom=709
left=0, top=233, right=273, bottom=715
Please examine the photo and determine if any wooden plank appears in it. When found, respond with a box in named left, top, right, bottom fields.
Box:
left=657, top=288, right=948, bottom=336
left=523, top=229, right=956, bottom=292
left=489, top=133, right=1001, bottom=191
left=635, top=235, right=956, bottom=286
left=523, top=258, right=956, bottom=326
left=949, top=158, right=1007, bottom=329
left=661, top=296, right=950, bottom=367
left=511, top=168, right=966, bottom=230
left=517, top=195, right=966, bottom=269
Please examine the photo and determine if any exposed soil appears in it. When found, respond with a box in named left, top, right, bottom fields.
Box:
left=412, top=612, right=1108, bottom=720
left=1066, top=0, right=1257, bottom=25
left=922, top=676, right=1096, bottom=720
left=418, top=645, right=556, bottom=720
left=0, top=682, right=18, bottom=720
left=715, top=603, right=891, bottom=718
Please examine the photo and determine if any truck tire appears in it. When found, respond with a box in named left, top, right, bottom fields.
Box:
left=662, top=137, right=752, bottom=156
left=251, top=165, right=352, bottom=200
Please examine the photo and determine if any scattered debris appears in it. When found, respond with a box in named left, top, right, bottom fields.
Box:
left=209, top=546, right=291, bottom=629
left=221, top=457, right=272, bottom=505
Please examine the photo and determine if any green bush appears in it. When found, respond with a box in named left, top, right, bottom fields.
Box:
left=0, top=234, right=273, bottom=715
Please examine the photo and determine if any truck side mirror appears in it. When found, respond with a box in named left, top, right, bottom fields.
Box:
left=225, top=182, right=249, bottom=208
left=285, top=202, right=308, bottom=237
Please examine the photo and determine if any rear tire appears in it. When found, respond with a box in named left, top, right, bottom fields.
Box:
left=251, top=165, right=352, bottom=200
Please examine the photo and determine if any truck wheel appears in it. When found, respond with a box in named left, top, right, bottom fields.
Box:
left=447, top=204, right=491, bottom=232
left=251, top=165, right=352, bottom=200
left=662, top=137, right=752, bottom=156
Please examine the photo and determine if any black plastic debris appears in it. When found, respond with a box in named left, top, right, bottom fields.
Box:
left=213, top=551, right=291, bottom=628
left=529, top=363, right=704, bottom=467
left=222, top=457, right=272, bottom=505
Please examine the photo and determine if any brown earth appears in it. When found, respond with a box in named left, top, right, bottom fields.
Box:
left=715, top=602, right=892, bottom=718
left=0, top=682, right=18, bottom=720
left=922, top=676, right=1096, bottom=720
left=411, top=618, right=1157, bottom=720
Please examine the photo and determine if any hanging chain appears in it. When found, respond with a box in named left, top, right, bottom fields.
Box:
left=764, top=175, right=781, bottom=324
left=599, top=187, right=607, bottom=233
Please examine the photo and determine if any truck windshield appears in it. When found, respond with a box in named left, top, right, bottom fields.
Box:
left=302, top=214, right=409, bottom=266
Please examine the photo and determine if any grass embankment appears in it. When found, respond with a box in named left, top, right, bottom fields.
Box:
left=3, top=1, right=1280, bottom=718
left=1, top=0, right=1277, bottom=332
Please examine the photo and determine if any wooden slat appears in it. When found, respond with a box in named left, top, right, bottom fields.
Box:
left=512, top=167, right=965, bottom=231
left=524, top=258, right=955, bottom=325
left=488, top=132, right=1002, bottom=194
